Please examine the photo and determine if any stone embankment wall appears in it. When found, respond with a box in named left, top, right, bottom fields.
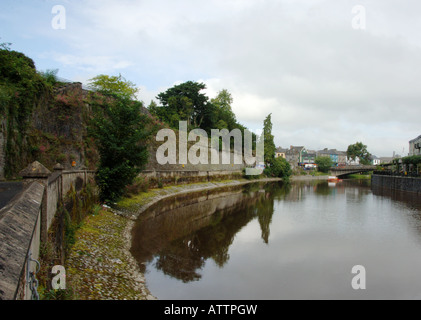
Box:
left=371, top=174, right=421, bottom=194
left=142, top=170, right=243, bottom=188
left=0, top=161, right=95, bottom=300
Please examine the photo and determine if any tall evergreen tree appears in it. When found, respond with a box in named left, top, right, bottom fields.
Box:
left=263, top=113, right=276, bottom=166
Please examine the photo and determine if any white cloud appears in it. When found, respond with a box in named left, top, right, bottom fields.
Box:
left=52, top=53, right=133, bottom=73
left=3, top=0, right=420, bottom=156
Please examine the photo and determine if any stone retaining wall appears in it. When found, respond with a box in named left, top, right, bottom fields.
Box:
left=371, top=174, right=421, bottom=194
left=0, top=182, right=44, bottom=300
left=141, top=170, right=243, bottom=188
left=0, top=161, right=95, bottom=300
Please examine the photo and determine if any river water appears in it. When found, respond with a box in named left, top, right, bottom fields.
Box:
left=130, top=179, right=421, bottom=299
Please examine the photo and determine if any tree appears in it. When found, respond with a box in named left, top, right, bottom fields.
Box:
left=347, top=142, right=371, bottom=165
left=264, top=156, right=292, bottom=179
left=211, top=89, right=237, bottom=130
left=39, top=69, right=59, bottom=86
left=89, top=93, right=149, bottom=203
left=88, top=74, right=139, bottom=99
left=315, top=156, right=333, bottom=173
left=263, top=113, right=276, bottom=166
left=153, top=81, right=215, bottom=131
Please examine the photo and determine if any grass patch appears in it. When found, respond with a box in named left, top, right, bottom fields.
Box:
left=346, top=173, right=372, bottom=179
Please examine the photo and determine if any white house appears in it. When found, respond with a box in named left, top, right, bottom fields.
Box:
left=409, top=135, right=421, bottom=156
left=370, top=155, right=381, bottom=166
left=347, top=156, right=360, bottom=166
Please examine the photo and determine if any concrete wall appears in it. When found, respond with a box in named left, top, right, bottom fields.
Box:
left=371, top=174, right=421, bottom=194
left=0, top=166, right=95, bottom=300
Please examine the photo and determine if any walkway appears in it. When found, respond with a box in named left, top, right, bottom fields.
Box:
left=0, top=182, right=23, bottom=210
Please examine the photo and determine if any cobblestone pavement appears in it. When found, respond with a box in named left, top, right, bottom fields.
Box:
left=66, top=209, right=156, bottom=300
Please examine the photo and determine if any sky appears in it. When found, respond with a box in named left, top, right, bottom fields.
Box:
left=1, top=0, right=420, bottom=157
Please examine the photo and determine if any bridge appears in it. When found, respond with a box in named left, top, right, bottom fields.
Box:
left=330, top=165, right=377, bottom=177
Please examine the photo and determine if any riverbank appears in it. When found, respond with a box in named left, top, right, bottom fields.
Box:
left=290, top=175, right=329, bottom=181
left=65, top=177, right=283, bottom=300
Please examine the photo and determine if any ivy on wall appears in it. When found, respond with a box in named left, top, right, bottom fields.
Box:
left=0, top=48, right=51, bottom=178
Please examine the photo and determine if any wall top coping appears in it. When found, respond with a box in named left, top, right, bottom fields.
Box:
left=19, top=161, right=51, bottom=178
left=0, top=181, right=45, bottom=300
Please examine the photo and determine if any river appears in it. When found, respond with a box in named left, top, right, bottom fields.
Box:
left=130, top=179, right=421, bottom=299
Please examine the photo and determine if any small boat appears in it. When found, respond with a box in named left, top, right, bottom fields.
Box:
left=328, top=176, right=339, bottom=182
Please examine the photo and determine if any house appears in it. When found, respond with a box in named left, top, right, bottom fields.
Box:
left=379, top=157, right=393, bottom=164
left=347, top=156, right=360, bottom=166
left=409, top=135, right=421, bottom=156
left=282, top=146, right=305, bottom=169
left=370, top=155, right=381, bottom=166
left=337, top=151, right=348, bottom=166
left=302, top=149, right=316, bottom=164
left=275, top=147, right=287, bottom=159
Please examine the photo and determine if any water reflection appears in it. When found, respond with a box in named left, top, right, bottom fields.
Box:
left=131, top=179, right=421, bottom=299
left=371, top=184, right=421, bottom=235
left=131, top=182, right=291, bottom=282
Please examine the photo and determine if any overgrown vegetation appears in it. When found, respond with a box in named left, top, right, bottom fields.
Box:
left=0, top=45, right=100, bottom=178
left=88, top=74, right=138, bottom=99
left=38, top=181, right=99, bottom=300
left=88, top=92, right=153, bottom=203
left=400, top=155, right=421, bottom=166
left=0, top=46, right=52, bottom=178
left=393, top=155, right=421, bottom=173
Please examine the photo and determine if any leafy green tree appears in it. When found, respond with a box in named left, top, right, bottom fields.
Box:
left=211, top=89, right=237, bottom=130
left=152, top=81, right=215, bottom=131
left=89, top=93, right=149, bottom=203
left=39, top=69, right=59, bottom=86
left=88, top=74, right=139, bottom=99
left=347, top=142, right=371, bottom=165
left=264, top=156, right=292, bottom=179
left=315, top=156, right=333, bottom=173
left=0, top=40, right=11, bottom=50
left=263, top=113, right=276, bottom=166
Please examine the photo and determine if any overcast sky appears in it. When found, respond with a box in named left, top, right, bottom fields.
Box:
left=1, top=0, right=420, bottom=157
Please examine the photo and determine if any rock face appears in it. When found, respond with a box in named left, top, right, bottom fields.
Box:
left=0, top=82, right=99, bottom=180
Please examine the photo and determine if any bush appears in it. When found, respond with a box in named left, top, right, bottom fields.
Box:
left=89, top=93, right=150, bottom=203
left=315, top=156, right=333, bottom=173
left=125, top=175, right=150, bottom=196
left=264, top=157, right=292, bottom=179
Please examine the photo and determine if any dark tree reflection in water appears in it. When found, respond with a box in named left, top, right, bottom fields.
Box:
left=131, top=179, right=421, bottom=299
